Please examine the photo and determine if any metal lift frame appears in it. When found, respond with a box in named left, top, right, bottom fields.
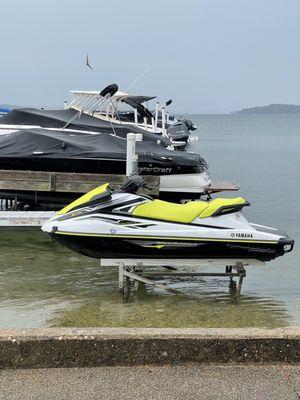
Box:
left=101, top=258, right=265, bottom=298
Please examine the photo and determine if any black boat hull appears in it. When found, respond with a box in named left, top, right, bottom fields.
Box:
left=0, top=156, right=202, bottom=175
left=50, top=233, right=293, bottom=262
left=0, top=128, right=206, bottom=175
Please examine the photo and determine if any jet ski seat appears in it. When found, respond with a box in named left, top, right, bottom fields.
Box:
left=132, top=197, right=249, bottom=223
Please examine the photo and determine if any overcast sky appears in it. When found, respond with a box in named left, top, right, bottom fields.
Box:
left=1, top=0, right=300, bottom=113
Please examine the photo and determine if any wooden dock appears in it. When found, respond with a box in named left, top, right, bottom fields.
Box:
left=0, top=170, right=160, bottom=209
left=0, top=170, right=160, bottom=194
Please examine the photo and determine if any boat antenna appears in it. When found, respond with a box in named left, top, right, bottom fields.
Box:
left=85, top=53, right=94, bottom=70
left=126, top=66, right=151, bottom=92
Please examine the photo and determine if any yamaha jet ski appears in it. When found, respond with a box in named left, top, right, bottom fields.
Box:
left=42, top=176, right=294, bottom=262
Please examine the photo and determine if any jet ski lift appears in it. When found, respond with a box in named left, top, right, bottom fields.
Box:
left=101, top=258, right=263, bottom=297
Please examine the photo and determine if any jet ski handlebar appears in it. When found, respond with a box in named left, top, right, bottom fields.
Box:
left=117, top=175, right=150, bottom=194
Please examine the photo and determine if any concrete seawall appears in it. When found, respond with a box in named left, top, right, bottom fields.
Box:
left=0, top=327, right=299, bottom=369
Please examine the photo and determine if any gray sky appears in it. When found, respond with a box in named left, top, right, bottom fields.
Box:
left=1, top=0, right=300, bottom=113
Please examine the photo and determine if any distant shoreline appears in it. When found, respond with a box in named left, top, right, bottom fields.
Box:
left=235, top=104, right=300, bottom=114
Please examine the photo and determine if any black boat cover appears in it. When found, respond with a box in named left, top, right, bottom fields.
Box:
left=0, top=128, right=206, bottom=168
left=0, top=108, right=170, bottom=145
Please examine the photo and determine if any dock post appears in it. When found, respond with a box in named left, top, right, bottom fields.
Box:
left=126, top=133, right=143, bottom=176
left=118, top=263, right=125, bottom=293
left=134, top=133, right=143, bottom=175
left=133, top=263, right=144, bottom=293
left=126, top=133, right=136, bottom=177
left=235, top=262, right=246, bottom=296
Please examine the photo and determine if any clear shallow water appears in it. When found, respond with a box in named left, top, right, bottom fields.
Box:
left=0, top=114, right=299, bottom=328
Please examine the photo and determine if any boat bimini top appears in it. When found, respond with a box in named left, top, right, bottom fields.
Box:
left=42, top=175, right=294, bottom=262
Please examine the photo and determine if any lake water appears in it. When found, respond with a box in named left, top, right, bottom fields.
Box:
left=0, top=114, right=299, bottom=328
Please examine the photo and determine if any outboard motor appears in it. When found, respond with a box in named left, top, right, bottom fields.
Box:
left=183, top=118, right=197, bottom=132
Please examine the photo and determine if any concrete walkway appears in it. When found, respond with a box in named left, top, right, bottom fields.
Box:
left=0, top=364, right=299, bottom=400
left=1, top=327, right=299, bottom=368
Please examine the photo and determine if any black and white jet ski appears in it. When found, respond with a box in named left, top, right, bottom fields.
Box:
left=42, top=176, right=294, bottom=262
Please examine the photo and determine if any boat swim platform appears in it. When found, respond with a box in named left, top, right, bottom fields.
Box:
left=0, top=211, right=55, bottom=226
left=101, top=258, right=265, bottom=297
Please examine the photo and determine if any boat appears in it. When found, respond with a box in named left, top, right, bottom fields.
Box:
left=0, top=84, right=195, bottom=149
left=65, top=84, right=196, bottom=148
left=0, top=106, right=172, bottom=146
left=0, top=104, right=22, bottom=116
left=0, top=84, right=238, bottom=209
left=0, top=127, right=211, bottom=206
left=0, top=105, right=11, bottom=116
left=42, top=175, right=294, bottom=261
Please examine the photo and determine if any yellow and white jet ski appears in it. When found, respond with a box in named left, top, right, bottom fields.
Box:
left=42, top=176, right=294, bottom=261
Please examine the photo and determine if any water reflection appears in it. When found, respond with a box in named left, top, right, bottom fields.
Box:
left=0, top=229, right=292, bottom=328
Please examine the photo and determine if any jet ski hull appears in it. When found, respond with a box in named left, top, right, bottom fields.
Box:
left=49, top=232, right=294, bottom=262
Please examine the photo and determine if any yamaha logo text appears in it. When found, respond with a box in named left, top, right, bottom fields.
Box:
left=231, top=233, right=253, bottom=238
